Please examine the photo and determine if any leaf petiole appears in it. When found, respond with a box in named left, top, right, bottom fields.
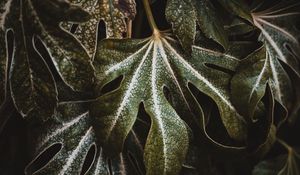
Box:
left=142, top=0, right=160, bottom=34
left=278, top=138, right=293, bottom=153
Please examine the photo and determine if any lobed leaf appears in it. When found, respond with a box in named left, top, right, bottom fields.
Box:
left=65, top=0, right=137, bottom=56
left=165, top=0, right=228, bottom=50
left=25, top=102, right=143, bottom=175
left=26, top=105, right=100, bottom=174
left=90, top=32, right=248, bottom=174
left=0, top=0, right=96, bottom=120
left=252, top=1, right=300, bottom=77
left=231, top=44, right=292, bottom=119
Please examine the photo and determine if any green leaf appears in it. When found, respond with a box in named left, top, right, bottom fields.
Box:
left=165, top=0, right=228, bottom=50
left=252, top=2, right=300, bottom=77
left=25, top=103, right=104, bottom=174
left=25, top=102, right=143, bottom=175
left=0, top=0, right=96, bottom=119
left=1, top=0, right=13, bottom=107
left=10, top=36, right=57, bottom=120
left=253, top=144, right=300, bottom=175
left=90, top=32, right=247, bottom=174
left=264, top=44, right=294, bottom=112
left=218, top=0, right=252, bottom=22
left=246, top=85, right=278, bottom=156
left=0, top=28, right=6, bottom=107
left=231, top=45, right=270, bottom=119
left=5, top=0, right=95, bottom=92
left=65, top=0, right=137, bottom=56
left=225, top=18, right=256, bottom=36
left=231, top=43, right=293, bottom=121
left=1, top=0, right=58, bottom=120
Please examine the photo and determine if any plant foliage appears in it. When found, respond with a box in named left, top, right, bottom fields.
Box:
left=0, top=0, right=300, bottom=174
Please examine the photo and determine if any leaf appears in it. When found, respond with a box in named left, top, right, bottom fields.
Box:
left=25, top=104, right=103, bottom=174
left=181, top=142, right=223, bottom=175
left=246, top=85, right=278, bottom=155
left=231, top=43, right=293, bottom=121
left=225, top=18, right=256, bottom=36
left=165, top=0, right=228, bottom=50
left=90, top=32, right=247, bottom=174
left=1, top=0, right=14, bottom=107
left=4, top=0, right=95, bottom=92
left=0, top=0, right=96, bottom=119
left=65, top=0, right=137, bottom=56
left=231, top=46, right=268, bottom=117
left=0, top=27, right=7, bottom=107
left=266, top=43, right=294, bottom=111
left=218, top=0, right=252, bottom=22
left=253, top=143, right=300, bottom=175
left=25, top=102, right=142, bottom=175
left=252, top=1, right=300, bottom=77
left=0, top=0, right=58, bottom=120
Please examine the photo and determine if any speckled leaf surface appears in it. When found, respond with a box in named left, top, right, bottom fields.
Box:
left=1, top=0, right=14, bottom=108
left=231, top=46, right=269, bottom=120
left=65, top=0, right=136, bottom=56
left=25, top=103, right=104, bottom=175
left=264, top=43, right=293, bottom=111
left=0, top=0, right=58, bottom=120
left=165, top=0, right=228, bottom=50
left=25, top=102, right=143, bottom=175
left=231, top=45, right=293, bottom=120
left=90, top=32, right=247, bottom=174
left=191, top=44, right=247, bottom=141
left=0, top=0, right=96, bottom=119
left=252, top=2, right=300, bottom=77
left=6, top=0, right=95, bottom=92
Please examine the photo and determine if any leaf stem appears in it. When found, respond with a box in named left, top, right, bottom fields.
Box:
left=142, top=0, right=159, bottom=34
left=277, top=138, right=293, bottom=153
left=127, top=20, right=133, bottom=38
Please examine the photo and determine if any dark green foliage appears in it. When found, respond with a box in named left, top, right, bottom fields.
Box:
left=0, top=0, right=300, bottom=174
